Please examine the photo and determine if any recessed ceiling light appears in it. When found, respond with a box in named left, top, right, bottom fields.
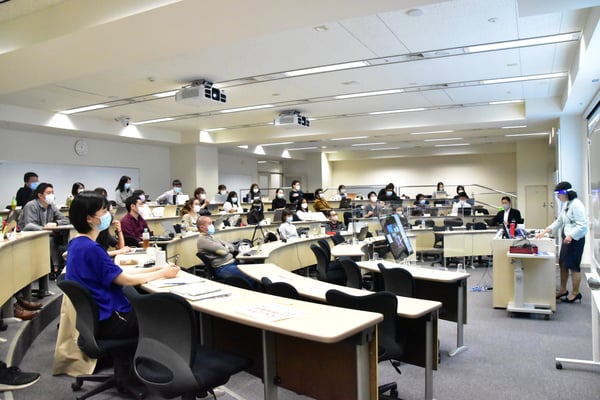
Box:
left=369, top=107, right=426, bottom=115
left=153, top=90, right=179, bottom=98
left=501, top=125, right=527, bottom=129
left=489, top=100, right=524, bottom=105
left=351, top=142, right=386, bottom=147
left=254, top=145, right=266, bottom=155
left=406, top=8, right=423, bottom=16
left=504, top=132, right=548, bottom=137
left=61, top=104, right=108, bottom=114
left=204, top=127, right=226, bottom=132
left=314, top=25, right=328, bottom=32
left=483, top=72, right=568, bottom=85
left=257, top=160, right=267, bottom=163
left=335, top=89, right=404, bottom=99
left=237, top=145, right=249, bottom=149
left=468, top=32, right=579, bottom=53
left=220, top=104, right=273, bottom=113
left=284, top=61, right=368, bottom=77
left=424, top=137, right=464, bottom=142
left=329, top=136, right=369, bottom=141
left=435, top=143, right=471, bottom=147
left=409, top=130, right=454, bottom=135
left=133, top=117, right=174, bottom=125
left=260, top=142, right=293, bottom=147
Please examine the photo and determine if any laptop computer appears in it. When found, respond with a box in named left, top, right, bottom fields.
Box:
left=339, top=196, right=352, bottom=209
left=357, top=225, right=369, bottom=241
left=273, top=208, right=284, bottom=224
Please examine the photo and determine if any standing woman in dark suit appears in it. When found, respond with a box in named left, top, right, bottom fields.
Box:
left=536, top=182, right=588, bottom=303
left=490, top=196, right=523, bottom=226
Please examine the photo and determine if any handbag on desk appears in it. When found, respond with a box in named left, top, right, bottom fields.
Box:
left=509, top=238, right=538, bottom=254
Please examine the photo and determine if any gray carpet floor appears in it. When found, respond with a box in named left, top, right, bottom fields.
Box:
left=7, top=264, right=600, bottom=400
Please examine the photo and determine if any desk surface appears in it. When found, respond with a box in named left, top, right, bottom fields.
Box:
left=358, top=260, right=470, bottom=282
left=238, top=263, right=441, bottom=319
left=143, top=269, right=382, bottom=344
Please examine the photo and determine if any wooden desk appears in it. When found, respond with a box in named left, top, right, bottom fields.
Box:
left=145, top=216, right=181, bottom=235
left=143, top=271, right=382, bottom=400
left=358, top=260, right=469, bottom=357
left=492, top=238, right=557, bottom=309
left=440, top=229, right=497, bottom=268
left=238, top=263, right=441, bottom=400
left=555, top=274, right=600, bottom=370
left=0, top=231, right=51, bottom=307
left=506, top=251, right=556, bottom=318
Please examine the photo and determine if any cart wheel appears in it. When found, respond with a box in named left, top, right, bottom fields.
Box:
left=556, top=362, right=563, bottom=370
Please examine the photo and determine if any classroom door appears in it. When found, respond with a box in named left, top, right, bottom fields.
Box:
left=525, top=185, right=548, bottom=229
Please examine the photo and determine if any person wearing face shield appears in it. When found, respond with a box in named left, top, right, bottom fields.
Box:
left=156, top=179, right=184, bottom=205
left=536, top=181, right=588, bottom=303
left=18, top=182, right=71, bottom=292
left=490, top=196, right=523, bottom=226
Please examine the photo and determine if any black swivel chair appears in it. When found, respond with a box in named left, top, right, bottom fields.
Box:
left=195, top=252, right=218, bottom=281
left=317, top=238, right=333, bottom=261
left=309, top=244, right=346, bottom=285
left=56, top=277, right=143, bottom=400
left=377, top=263, right=416, bottom=298
left=326, top=289, right=404, bottom=400
left=123, top=286, right=251, bottom=400
left=261, top=277, right=301, bottom=300
left=339, top=257, right=364, bottom=289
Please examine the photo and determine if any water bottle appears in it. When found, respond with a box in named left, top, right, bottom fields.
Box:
left=142, top=228, right=150, bottom=249
left=457, top=263, right=465, bottom=273
left=509, top=220, right=516, bottom=238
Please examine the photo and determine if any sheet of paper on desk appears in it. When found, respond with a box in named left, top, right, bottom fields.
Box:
left=236, top=303, right=302, bottom=322
left=148, top=274, right=204, bottom=288
left=170, top=282, right=222, bottom=300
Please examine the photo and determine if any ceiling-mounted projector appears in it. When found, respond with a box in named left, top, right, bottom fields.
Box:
left=175, top=80, right=226, bottom=106
left=274, top=110, right=310, bottom=128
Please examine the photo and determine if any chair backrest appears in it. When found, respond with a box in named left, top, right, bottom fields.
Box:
left=377, top=263, right=416, bottom=298
left=339, top=257, right=362, bottom=289
left=261, top=277, right=301, bottom=300
left=310, top=244, right=329, bottom=281
left=317, top=238, right=332, bottom=261
left=222, top=275, right=254, bottom=290
left=123, top=286, right=199, bottom=397
left=56, top=277, right=104, bottom=358
left=124, top=235, right=140, bottom=247
left=325, top=289, right=403, bottom=362
left=196, top=251, right=216, bottom=280
left=473, top=222, right=488, bottom=230
left=444, top=217, right=463, bottom=227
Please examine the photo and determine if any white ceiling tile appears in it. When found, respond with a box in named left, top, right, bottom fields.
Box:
left=339, top=15, right=411, bottom=57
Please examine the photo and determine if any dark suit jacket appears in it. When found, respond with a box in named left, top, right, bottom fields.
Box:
left=490, top=208, right=523, bottom=226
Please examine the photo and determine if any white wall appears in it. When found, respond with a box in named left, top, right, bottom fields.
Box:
left=218, top=152, right=258, bottom=196
left=0, top=128, right=170, bottom=205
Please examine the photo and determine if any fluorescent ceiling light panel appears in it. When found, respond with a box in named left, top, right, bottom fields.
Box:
left=482, top=72, right=567, bottom=85
left=467, top=32, right=579, bottom=53
left=287, top=146, right=318, bottom=151
left=335, top=89, right=404, bottom=99
left=352, top=142, right=386, bottom=146
left=220, top=104, right=273, bottom=113
left=153, top=90, right=179, bottom=98
left=237, top=145, right=249, bottom=149
left=489, top=100, right=523, bottom=105
left=329, top=136, right=369, bottom=141
left=260, top=142, right=293, bottom=146
left=504, top=132, right=548, bottom=137
left=424, top=137, right=464, bottom=142
left=61, top=104, right=108, bottom=114
left=284, top=61, right=368, bottom=77
left=410, top=130, right=454, bottom=135
left=133, top=117, right=174, bottom=125
left=435, top=143, right=470, bottom=147
left=204, top=127, right=226, bottom=132
left=369, top=107, right=426, bottom=115
left=501, top=125, right=527, bottom=129
left=370, top=147, right=403, bottom=151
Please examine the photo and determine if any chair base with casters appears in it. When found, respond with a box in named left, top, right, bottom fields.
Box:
left=56, top=277, right=145, bottom=400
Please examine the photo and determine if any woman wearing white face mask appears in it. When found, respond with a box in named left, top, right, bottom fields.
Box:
left=295, top=198, right=313, bottom=221
left=114, top=175, right=132, bottom=207
left=243, top=183, right=261, bottom=203
left=536, top=181, right=588, bottom=303
left=278, top=209, right=299, bottom=241
left=180, top=199, right=201, bottom=232
left=363, top=191, right=383, bottom=218
left=223, top=191, right=243, bottom=226
left=271, top=188, right=287, bottom=210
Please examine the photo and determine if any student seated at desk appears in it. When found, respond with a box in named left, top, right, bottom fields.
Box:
left=192, top=187, right=211, bottom=215
left=156, top=179, right=184, bottom=205
left=377, top=182, right=400, bottom=202
left=131, top=189, right=152, bottom=219
left=313, top=188, right=331, bottom=212
left=223, top=191, right=243, bottom=227
left=489, top=196, right=523, bottom=226
left=196, top=216, right=254, bottom=286
left=452, top=185, right=475, bottom=206
left=363, top=191, right=384, bottom=218
left=278, top=210, right=299, bottom=241
left=325, top=210, right=346, bottom=232
left=180, top=199, right=200, bottom=232
left=96, top=200, right=131, bottom=257
left=120, top=195, right=153, bottom=242
left=412, top=193, right=429, bottom=215
left=295, top=198, right=314, bottom=221
left=243, top=183, right=262, bottom=203
left=450, top=192, right=472, bottom=216
left=330, top=184, right=347, bottom=201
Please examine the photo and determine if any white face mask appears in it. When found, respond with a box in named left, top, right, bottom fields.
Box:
left=331, top=215, right=338, bottom=222
left=200, top=193, right=206, bottom=200
left=193, top=205, right=201, bottom=213
left=295, top=185, right=301, bottom=191
left=220, top=190, right=227, bottom=195
left=301, top=203, right=308, bottom=209
left=319, top=193, right=325, bottom=199
left=370, top=196, right=377, bottom=203
left=45, top=193, right=55, bottom=205
left=253, top=188, right=259, bottom=193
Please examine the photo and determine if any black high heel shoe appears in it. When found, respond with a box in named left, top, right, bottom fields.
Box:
left=562, top=293, right=582, bottom=303
left=555, top=290, right=569, bottom=299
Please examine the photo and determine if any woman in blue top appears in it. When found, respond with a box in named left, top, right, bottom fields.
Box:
left=65, top=191, right=179, bottom=340
left=536, top=182, right=588, bottom=303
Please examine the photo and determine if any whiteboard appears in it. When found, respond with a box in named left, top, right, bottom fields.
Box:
left=0, top=161, right=139, bottom=207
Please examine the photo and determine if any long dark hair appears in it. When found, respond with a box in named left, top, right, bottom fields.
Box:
left=116, top=175, right=131, bottom=192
